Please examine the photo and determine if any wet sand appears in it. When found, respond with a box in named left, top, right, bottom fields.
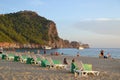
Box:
left=0, top=55, right=120, bottom=80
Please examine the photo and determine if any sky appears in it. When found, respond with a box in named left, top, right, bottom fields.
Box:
left=0, top=0, right=120, bottom=48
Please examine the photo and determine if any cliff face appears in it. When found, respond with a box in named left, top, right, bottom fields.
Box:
left=47, top=22, right=70, bottom=48
left=47, top=22, right=59, bottom=47
left=0, top=10, right=89, bottom=49
left=42, top=21, right=89, bottom=48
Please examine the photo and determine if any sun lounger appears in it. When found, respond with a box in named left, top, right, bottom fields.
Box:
left=74, top=61, right=99, bottom=76
left=53, top=60, right=66, bottom=69
left=26, top=57, right=34, bottom=64
left=45, top=57, right=67, bottom=69
left=20, top=55, right=29, bottom=63
left=14, top=55, right=20, bottom=62
left=31, top=54, right=45, bottom=65
left=6, top=53, right=15, bottom=61
left=41, top=59, right=50, bottom=67
left=1, top=54, right=7, bottom=60
left=31, top=56, right=42, bottom=65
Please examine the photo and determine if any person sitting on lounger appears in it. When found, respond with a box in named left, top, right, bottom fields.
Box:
left=99, top=50, right=107, bottom=59
left=99, top=50, right=104, bottom=58
left=63, top=58, right=68, bottom=65
left=71, top=58, right=78, bottom=73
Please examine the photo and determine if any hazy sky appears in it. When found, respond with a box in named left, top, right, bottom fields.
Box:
left=0, top=0, right=120, bottom=48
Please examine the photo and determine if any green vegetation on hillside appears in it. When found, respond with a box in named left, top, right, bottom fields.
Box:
left=0, top=11, right=54, bottom=44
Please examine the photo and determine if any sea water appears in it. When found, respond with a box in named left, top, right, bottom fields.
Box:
left=16, top=48, right=120, bottom=59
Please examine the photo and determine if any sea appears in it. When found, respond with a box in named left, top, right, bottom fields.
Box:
left=15, top=48, right=120, bottom=59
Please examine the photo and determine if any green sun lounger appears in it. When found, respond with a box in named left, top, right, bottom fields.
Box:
left=14, top=56, right=20, bottom=62
left=74, top=61, right=99, bottom=76
left=44, top=57, right=67, bottom=69
left=7, top=53, right=15, bottom=60
left=26, top=57, right=34, bottom=64
left=32, top=57, right=42, bottom=65
left=20, top=55, right=29, bottom=63
left=83, top=64, right=92, bottom=71
left=41, top=59, right=50, bottom=67
left=2, top=54, right=7, bottom=60
left=53, top=60, right=61, bottom=64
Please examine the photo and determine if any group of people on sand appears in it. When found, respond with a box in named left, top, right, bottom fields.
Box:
left=99, top=50, right=111, bottom=59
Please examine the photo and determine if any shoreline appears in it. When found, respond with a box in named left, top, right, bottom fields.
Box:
left=2, top=48, right=120, bottom=59
left=0, top=54, right=120, bottom=80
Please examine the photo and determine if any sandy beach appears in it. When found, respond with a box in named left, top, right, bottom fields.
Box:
left=0, top=55, right=120, bottom=80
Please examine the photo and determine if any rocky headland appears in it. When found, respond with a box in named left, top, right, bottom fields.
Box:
left=0, top=10, right=89, bottom=49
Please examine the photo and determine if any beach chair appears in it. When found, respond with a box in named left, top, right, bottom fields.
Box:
left=46, top=57, right=67, bottom=69
left=26, top=57, right=34, bottom=64
left=31, top=56, right=42, bottom=65
left=6, top=53, right=15, bottom=61
left=33, top=57, right=41, bottom=64
left=41, top=59, right=50, bottom=67
left=53, top=60, right=66, bottom=69
left=20, top=55, right=29, bottom=63
left=14, top=55, right=20, bottom=62
left=32, top=54, right=45, bottom=65
left=1, top=53, right=7, bottom=60
left=74, top=61, right=99, bottom=76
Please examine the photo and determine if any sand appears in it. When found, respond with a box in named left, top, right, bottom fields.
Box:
left=0, top=55, right=120, bottom=80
